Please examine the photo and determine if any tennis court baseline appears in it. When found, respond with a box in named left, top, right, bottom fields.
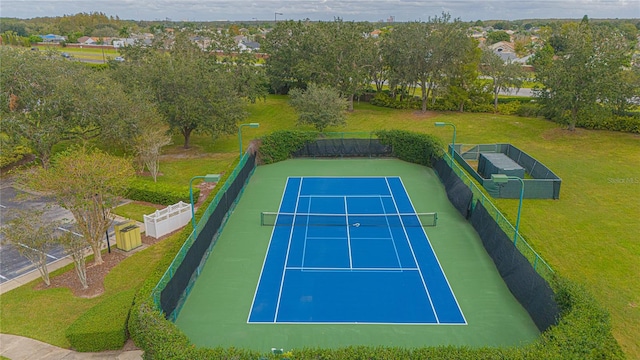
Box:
left=248, top=176, right=465, bottom=324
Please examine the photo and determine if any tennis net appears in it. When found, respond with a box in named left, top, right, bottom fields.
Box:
left=260, top=212, right=437, bottom=227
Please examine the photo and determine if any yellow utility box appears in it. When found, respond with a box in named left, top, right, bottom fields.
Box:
left=114, top=221, right=142, bottom=251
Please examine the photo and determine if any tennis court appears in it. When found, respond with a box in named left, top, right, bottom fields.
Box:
left=249, top=176, right=465, bottom=324
left=176, top=159, right=538, bottom=350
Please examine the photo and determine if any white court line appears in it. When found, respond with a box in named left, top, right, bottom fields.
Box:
left=298, top=195, right=392, bottom=198
left=345, top=196, right=353, bottom=269
left=247, top=177, right=292, bottom=324
left=0, top=274, right=8, bottom=280
left=301, top=194, right=312, bottom=270
left=285, top=266, right=419, bottom=272
left=377, top=192, right=403, bottom=269
left=305, top=236, right=392, bottom=240
left=397, top=177, right=467, bottom=325
left=273, top=178, right=304, bottom=322
left=385, top=177, right=440, bottom=323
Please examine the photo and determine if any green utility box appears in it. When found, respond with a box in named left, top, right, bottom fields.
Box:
left=114, top=221, right=142, bottom=251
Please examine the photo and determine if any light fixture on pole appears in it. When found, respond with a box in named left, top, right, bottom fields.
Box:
left=491, top=174, right=525, bottom=245
left=189, top=174, right=221, bottom=234
left=434, top=122, right=456, bottom=160
left=274, top=12, right=283, bottom=24
left=238, top=123, right=260, bottom=156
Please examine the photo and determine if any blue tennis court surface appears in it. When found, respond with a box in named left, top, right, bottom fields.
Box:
left=248, top=177, right=465, bottom=324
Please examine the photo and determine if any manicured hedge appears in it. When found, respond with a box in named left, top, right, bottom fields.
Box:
left=129, top=273, right=623, bottom=359
left=258, top=130, right=318, bottom=164
left=126, top=178, right=198, bottom=206
left=65, top=288, right=136, bottom=352
left=374, top=129, right=443, bottom=166
left=577, top=115, right=640, bottom=133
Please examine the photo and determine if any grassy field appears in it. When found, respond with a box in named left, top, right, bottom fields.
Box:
left=33, top=45, right=122, bottom=62
left=1, top=95, right=638, bottom=357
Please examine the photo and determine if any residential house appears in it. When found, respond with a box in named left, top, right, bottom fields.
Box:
left=240, top=40, right=260, bottom=52
left=488, top=41, right=515, bottom=53
left=41, top=34, right=66, bottom=43
left=77, top=36, right=97, bottom=45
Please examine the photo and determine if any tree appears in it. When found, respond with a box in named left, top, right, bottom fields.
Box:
left=289, top=84, right=348, bottom=132
left=0, top=47, right=77, bottom=169
left=532, top=21, right=633, bottom=130
left=383, top=15, right=475, bottom=112
left=0, top=210, right=58, bottom=286
left=481, top=48, right=526, bottom=111
left=211, top=31, right=269, bottom=104
left=58, top=229, right=89, bottom=289
left=24, top=147, right=134, bottom=265
left=309, top=20, right=376, bottom=111
left=1, top=48, right=150, bottom=168
left=134, top=123, right=172, bottom=182
left=486, top=30, right=511, bottom=45
left=122, top=31, right=248, bottom=148
left=263, top=20, right=319, bottom=94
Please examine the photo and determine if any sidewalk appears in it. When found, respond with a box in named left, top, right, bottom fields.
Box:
left=0, top=334, right=143, bottom=360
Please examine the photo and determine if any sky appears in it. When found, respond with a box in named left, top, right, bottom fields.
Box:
left=1, top=0, right=638, bottom=22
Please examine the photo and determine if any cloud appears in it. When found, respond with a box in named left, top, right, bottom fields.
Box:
left=1, top=0, right=637, bottom=21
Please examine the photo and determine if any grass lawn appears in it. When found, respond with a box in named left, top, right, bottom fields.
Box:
left=112, top=202, right=160, bottom=223
left=33, top=46, right=122, bottom=62
left=1, top=95, right=638, bottom=358
left=0, top=236, right=175, bottom=347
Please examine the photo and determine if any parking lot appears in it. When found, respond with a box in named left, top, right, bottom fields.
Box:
left=0, top=179, right=120, bottom=286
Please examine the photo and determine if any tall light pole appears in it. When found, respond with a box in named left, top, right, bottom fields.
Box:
left=238, top=123, right=260, bottom=156
left=434, top=122, right=456, bottom=160
left=491, top=174, right=525, bottom=245
left=274, top=12, right=283, bottom=24
left=189, top=174, right=221, bottom=234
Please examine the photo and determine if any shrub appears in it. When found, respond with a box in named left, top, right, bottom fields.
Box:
left=258, top=130, right=318, bottom=164
left=531, top=278, right=625, bottom=359
left=0, top=145, right=31, bottom=169
left=374, top=129, right=443, bottom=166
left=577, top=114, right=640, bottom=133
left=65, top=288, right=136, bottom=352
left=498, top=101, right=522, bottom=115
left=498, top=96, right=535, bottom=104
left=126, top=178, right=198, bottom=206
left=465, top=102, right=494, bottom=113
left=516, top=103, right=541, bottom=118
left=370, top=92, right=421, bottom=110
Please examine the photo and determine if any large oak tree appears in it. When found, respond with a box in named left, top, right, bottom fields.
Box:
left=532, top=18, right=633, bottom=130
left=118, top=31, right=248, bottom=148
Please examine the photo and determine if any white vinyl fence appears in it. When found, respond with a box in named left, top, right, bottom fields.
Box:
left=143, top=201, right=192, bottom=239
